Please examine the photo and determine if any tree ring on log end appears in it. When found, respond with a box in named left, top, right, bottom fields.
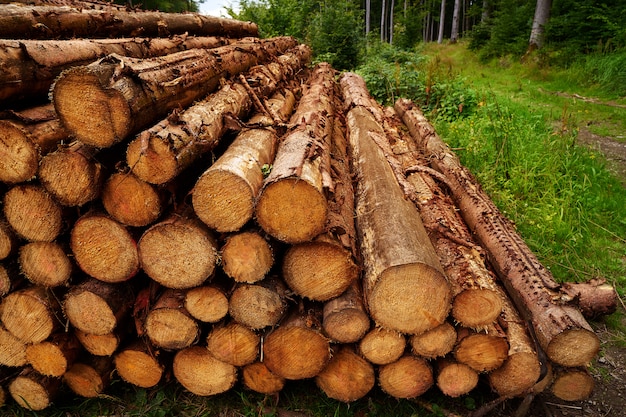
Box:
left=0, top=121, right=39, bottom=184
left=8, top=376, right=51, bottom=411
left=454, top=333, right=509, bottom=372
left=452, top=288, right=503, bottom=329
left=256, top=178, right=328, bottom=244
left=1, top=291, right=55, bottom=344
left=53, top=70, right=130, bottom=148
left=378, top=355, right=433, bottom=399
left=173, top=346, right=237, bottom=396
left=551, top=368, right=595, bottom=401
left=63, top=363, right=104, bottom=398
left=127, top=135, right=177, bottom=185
left=488, top=352, right=541, bottom=397
left=64, top=291, right=117, bottom=335
left=547, top=328, right=600, bottom=367
left=193, top=170, right=254, bottom=233
left=114, top=350, right=164, bottom=388
left=145, top=309, right=199, bottom=350
left=368, top=263, right=451, bottom=335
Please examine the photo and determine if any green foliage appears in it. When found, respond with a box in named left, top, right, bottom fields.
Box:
left=569, top=49, right=626, bottom=97
left=232, top=0, right=317, bottom=39
left=114, top=0, right=199, bottom=12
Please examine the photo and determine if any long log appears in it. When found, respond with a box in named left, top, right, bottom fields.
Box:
left=340, top=72, right=451, bottom=335
left=394, top=98, right=600, bottom=368
left=0, top=4, right=258, bottom=40
left=52, top=37, right=296, bottom=148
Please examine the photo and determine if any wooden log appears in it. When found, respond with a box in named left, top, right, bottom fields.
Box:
left=0, top=325, right=28, bottom=367
left=8, top=367, right=60, bottom=411
left=144, top=288, right=199, bottom=351
left=262, top=304, right=331, bottom=380
left=173, top=346, right=237, bottom=396
left=221, top=231, right=274, bottom=284
left=378, top=354, right=434, bottom=399
left=38, top=141, right=104, bottom=206
left=184, top=285, right=229, bottom=323
left=1, top=286, right=59, bottom=344
left=0, top=220, right=17, bottom=260
left=255, top=63, right=335, bottom=244
left=0, top=4, right=258, bottom=40
left=138, top=214, right=217, bottom=289
left=228, top=277, right=288, bottom=330
left=409, top=322, right=457, bottom=359
left=63, top=356, right=113, bottom=398
left=75, top=328, right=120, bottom=357
left=436, top=358, right=479, bottom=398
left=114, top=340, right=164, bottom=388
left=70, top=212, right=139, bottom=283
left=395, top=98, right=600, bottom=367
left=322, top=282, right=370, bottom=344
left=0, top=263, right=11, bottom=297
left=101, top=171, right=164, bottom=227
left=19, top=241, right=72, bottom=287
left=315, top=345, right=375, bottom=403
left=454, top=326, right=509, bottom=372
left=358, top=327, right=406, bottom=365
left=340, top=73, right=451, bottom=335
left=242, top=361, right=285, bottom=395
left=561, top=278, right=618, bottom=319
left=191, top=87, right=299, bottom=232
left=550, top=367, right=595, bottom=401
left=63, top=278, right=132, bottom=335
left=0, top=35, right=230, bottom=104
left=25, top=332, right=81, bottom=377
left=52, top=37, right=296, bottom=148
left=128, top=44, right=309, bottom=185
left=3, top=184, right=62, bottom=242
left=206, top=321, right=260, bottom=367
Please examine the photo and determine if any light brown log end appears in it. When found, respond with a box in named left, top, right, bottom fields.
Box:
left=256, top=178, right=328, bottom=244
left=26, top=336, right=79, bottom=377
left=114, top=348, right=164, bottom=388
left=1, top=288, right=56, bottom=344
left=184, top=285, right=229, bottom=323
left=53, top=68, right=131, bottom=148
left=145, top=309, right=199, bottom=351
left=193, top=169, right=255, bottom=233
left=0, top=265, right=10, bottom=297
left=315, top=347, right=375, bottom=403
left=437, top=360, right=479, bottom=398
left=546, top=328, right=600, bottom=367
left=64, top=281, right=125, bottom=336
left=63, top=362, right=107, bottom=398
left=206, top=322, right=259, bottom=367
left=0, top=121, right=39, bottom=184
left=8, top=370, right=59, bottom=411
left=283, top=241, right=358, bottom=301
left=409, top=322, right=457, bottom=359
left=173, top=346, right=237, bottom=396
left=221, top=232, right=273, bottom=283
left=0, top=221, right=16, bottom=261
left=369, top=263, right=451, bottom=335
left=102, top=172, right=163, bottom=227
left=242, top=362, right=285, bottom=395
left=551, top=368, right=595, bottom=401
left=4, top=185, right=62, bottom=242
left=454, top=332, right=509, bottom=372
left=19, top=242, right=72, bottom=287
left=127, top=134, right=178, bottom=185
left=488, top=352, right=542, bottom=397
left=228, top=283, right=286, bottom=330
left=359, top=327, right=406, bottom=365
left=0, top=326, right=28, bottom=367
left=378, top=355, right=433, bottom=399
left=75, top=329, right=119, bottom=357
left=323, top=307, right=370, bottom=344
left=452, top=288, right=503, bottom=329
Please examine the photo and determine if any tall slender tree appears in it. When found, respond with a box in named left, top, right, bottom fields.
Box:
left=450, top=0, right=461, bottom=42
left=437, top=0, right=446, bottom=43
left=528, top=0, right=552, bottom=49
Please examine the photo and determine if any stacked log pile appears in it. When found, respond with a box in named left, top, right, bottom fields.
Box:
left=0, top=1, right=617, bottom=413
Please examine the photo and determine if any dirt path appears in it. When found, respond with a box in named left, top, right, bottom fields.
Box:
left=577, top=127, right=626, bottom=187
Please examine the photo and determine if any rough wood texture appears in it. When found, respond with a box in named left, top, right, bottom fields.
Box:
left=409, top=322, right=457, bottom=359
left=228, top=277, right=288, bottom=330
left=19, top=241, right=72, bottom=287
left=454, top=326, right=509, bottom=372
left=255, top=63, right=335, bottom=244
left=0, top=326, right=28, bottom=367
left=25, top=333, right=81, bottom=377
left=8, top=368, right=60, bottom=411
left=378, top=354, right=433, bottom=399
left=242, top=362, right=285, bottom=395
left=220, top=231, right=273, bottom=284
left=341, top=73, right=451, bottom=334
left=184, top=285, right=229, bottom=323
left=550, top=367, right=595, bottom=401
left=322, top=282, right=370, bottom=344
left=0, top=220, right=17, bottom=260
left=173, top=346, right=237, bottom=396
left=144, top=289, right=199, bottom=350
left=63, top=357, right=112, bottom=398
left=561, top=279, right=618, bottom=319
left=315, top=346, right=375, bottom=402
left=395, top=98, right=600, bottom=368
left=114, top=341, right=164, bottom=388
left=1, top=286, right=59, bottom=344
left=3, top=184, right=62, bottom=242
left=436, top=358, right=479, bottom=398
left=206, top=321, right=259, bottom=366
left=75, top=328, right=120, bottom=357
left=358, top=327, right=406, bottom=365
left=101, top=171, right=164, bottom=227
left=53, top=37, right=296, bottom=148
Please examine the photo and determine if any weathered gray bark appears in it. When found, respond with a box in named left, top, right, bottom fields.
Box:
left=529, top=0, right=553, bottom=50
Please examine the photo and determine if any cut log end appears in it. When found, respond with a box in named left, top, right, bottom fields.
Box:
left=19, top=242, right=72, bottom=287
left=184, top=286, right=229, bottom=323
left=127, top=135, right=178, bottom=185
left=323, top=308, right=370, bottom=344
left=359, top=327, right=406, bottom=365
left=551, top=368, right=595, bottom=401
left=8, top=373, right=57, bottom=411
left=114, top=349, right=164, bottom=388
left=173, top=346, right=237, bottom=396
left=63, top=363, right=107, bottom=398
left=488, top=352, right=542, bottom=397
left=315, top=347, right=375, bottom=403
left=102, top=172, right=163, bottom=227
left=221, top=232, right=273, bottom=283
left=547, top=328, right=600, bottom=367
left=145, top=309, right=199, bottom=350
left=193, top=170, right=255, bottom=233
left=409, top=322, right=457, bottom=359
left=452, top=288, right=503, bottom=329
left=256, top=178, right=328, bottom=244
left=206, top=322, right=260, bottom=367
left=0, top=121, right=39, bottom=184
left=378, top=355, right=433, bottom=399
left=454, top=333, right=509, bottom=372
left=0, top=327, right=28, bottom=367
left=4, top=185, right=62, bottom=242
left=1, top=289, right=56, bottom=344
left=242, top=362, right=285, bottom=395
left=64, top=291, right=117, bottom=336
left=228, top=284, right=286, bottom=330
left=53, top=70, right=131, bottom=148
left=369, top=263, right=451, bottom=335
left=436, top=361, right=479, bottom=398
left=75, top=329, right=120, bottom=357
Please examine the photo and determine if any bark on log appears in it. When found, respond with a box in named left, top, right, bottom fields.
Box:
left=561, top=279, right=617, bottom=319
left=1, top=286, right=59, bottom=344
left=25, top=332, right=81, bottom=377
left=378, top=354, right=434, bottom=399
left=255, top=63, right=336, bottom=244
left=0, top=4, right=258, bottom=40
left=144, top=288, right=199, bottom=350
left=206, top=321, right=259, bottom=366
left=52, top=37, right=296, bottom=148
left=63, top=278, right=133, bottom=335
left=192, top=88, right=298, bottom=232
left=409, top=322, right=457, bottom=359
left=315, top=345, right=375, bottom=402
left=436, top=358, right=479, bottom=398
left=0, top=35, right=230, bottom=104
left=38, top=141, right=104, bottom=206
left=63, top=357, right=112, bottom=398
left=75, top=328, right=120, bottom=357
left=0, top=325, right=28, bottom=367
left=70, top=212, right=139, bottom=283
left=242, top=361, right=285, bottom=395
left=262, top=304, right=331, bottom=380
left=340, top=73, right=451, bottom=334
left=395, top=98, right=600, bottom=368
left=184, top=285, right=229, bottom=323
left=550, top=367, right=595, bottom=401
left=3, top=184, right=62, bottom=242
left=8, top=367, right=60, bottom=411
left=453, top=326, right=509, bottom=372
left=173, top=346, right=237, bottom=396
left=228, top=277, right=288, bottom=330
left=114, top=340, right=164, bottom=388
left=19, top=241, right=72, bottom=287
left=138, top=214, right=217, bottom=289
left=322, top=282, right=370, bottom=344
left=101, top=171, right=164, bottom=227
left=220, top=231, right=274, bottom=284
left=358, top=327, right=406, bottom=365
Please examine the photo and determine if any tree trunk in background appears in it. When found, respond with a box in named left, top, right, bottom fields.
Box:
left=528, top=0, right=552, bottom=50
left=437, top=0, right=446, bottom=43
left=451, top=0, right=461, bottom=42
